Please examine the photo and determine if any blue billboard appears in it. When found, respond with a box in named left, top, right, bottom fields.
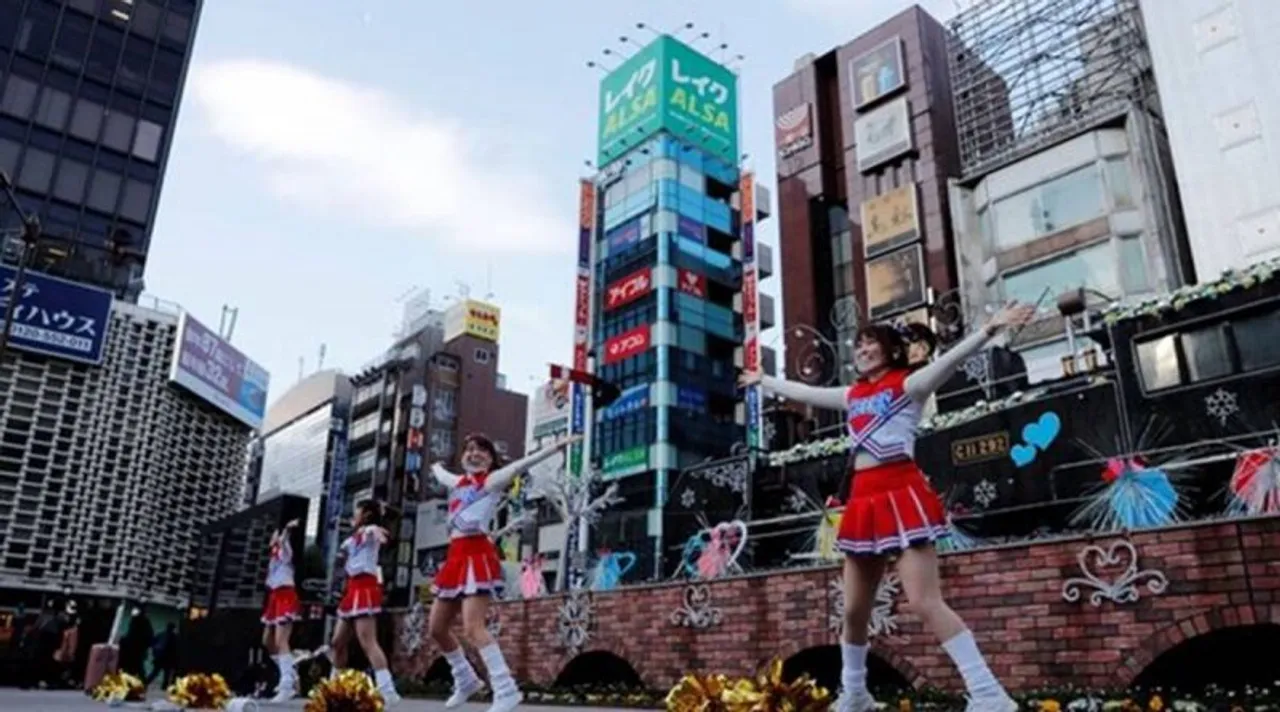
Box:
left=0, top=265, right=114, bottom=365
left=601, top=384, right=649, bottom=421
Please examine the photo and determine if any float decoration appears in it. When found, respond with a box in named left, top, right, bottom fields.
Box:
left=304, top=669, right=385, bottom=712
left=1101, top=256, right=1280, bottom=325
left=1226, top=439, right=1280, bottom=516
left=1071, top=455, right=1186, bottom=532
left=519, top=554, right=548, bottom=598
left=524, top=452, right=623, bottom=592
left=676, top=519, right=748, bottom=580
left=167, top=672, right=233, bottom=711
left=590, top=549, right=637, bottom=591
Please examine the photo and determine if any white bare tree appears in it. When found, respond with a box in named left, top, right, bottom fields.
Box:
left=522, top=451, right=622, bottom=592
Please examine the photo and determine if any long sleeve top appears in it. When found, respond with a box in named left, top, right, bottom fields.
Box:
left=431, top=446, right=566, bottom=538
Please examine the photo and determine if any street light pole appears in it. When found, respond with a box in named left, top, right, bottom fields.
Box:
left=0, top=170, right=42, bottom=361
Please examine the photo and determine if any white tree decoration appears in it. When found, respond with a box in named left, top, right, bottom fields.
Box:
left=524, top=451, right=623, bottom=592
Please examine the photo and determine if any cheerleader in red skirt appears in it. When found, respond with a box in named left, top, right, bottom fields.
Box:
left=428, top=432, right=582, bottom=712
left=328, top=499, right=400, bottom=704
left=261, top=519, right=302, bottom=702
left=750, top=302, right=1035, bottom=712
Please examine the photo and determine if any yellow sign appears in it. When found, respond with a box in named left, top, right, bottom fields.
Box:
left=950, top=432, right=1012, bottom=466
left=444, top=299, right=501, bottom=343
left=861, top=184, right=920, bottom=257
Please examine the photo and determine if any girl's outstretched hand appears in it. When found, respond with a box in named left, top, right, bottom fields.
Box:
left=983, top=302, right=1037, bottom=336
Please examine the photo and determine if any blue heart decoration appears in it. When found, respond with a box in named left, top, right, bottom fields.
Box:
left=612, top=552, right=637, bottom=576
left=1022, top=412, right=1061, bottom=450
left=1010, top=443, right=1038, bottom=467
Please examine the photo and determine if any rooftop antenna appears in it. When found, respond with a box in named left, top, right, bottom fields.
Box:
left=673, top=21, right=696, bottom=40
left=635, top=22, right=660, bottom=38
left=317, top=343, right=326, bottom=372
left=619, top=34, right=644, bottom=51
left=296, top=356, right=304, bottom=384
left=456, top=281, right=471, bottom=300
left=219, top=305, right=239, bottom=342
left=484, top=262, right=495, bottom=302
left=586, top=60, right=608, bottom=73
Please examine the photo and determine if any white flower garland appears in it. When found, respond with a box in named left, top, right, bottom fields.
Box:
left=1101, top=256, right=1280, bottom=324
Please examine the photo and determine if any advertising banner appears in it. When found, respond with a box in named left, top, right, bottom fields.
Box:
left=169, top=313, right=271, bottom=430
left=443, top=299, right=500, bottom=343
left=776, top=103, right=814, bottom=159
left=0, top=264, right=113, bottom=366
left=849, top=37, right=906, bottom=110
left=404, top=384, right=427, bottom=498
left=605, top=267, right=652, bottom=311
left=603, top=324, right=651, bottom=365
left=677, top=386, right=707, bottom=412
left=598, top=35, right=739, bottom=167
left=677, top=215, right=705, bottom=244
left=861, top=183, right=921, bottom=257
left=602, top=445, right=648, bottom=479
left=740, top=172, right=763, bottom=450
left=601, top=384, right=649, bottom=421
left=570, top=179, right=597, bottom=478
left=677, top=268, right=707, bottom=299
left=854, top=96, right=913, bottom=173
left=569, top=387, right=586, bottom=475
left=323, top=411, right=350, bottom=568
left=607, top=219, right=642, bottom=252
left=866, top=244, right=927, bottom=319
left=532, top=378, right=571, bottom=438
left=578, top=180, right=595, bottom=269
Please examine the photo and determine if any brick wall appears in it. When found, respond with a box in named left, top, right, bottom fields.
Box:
left=392, top=517, right=1280, bottom=692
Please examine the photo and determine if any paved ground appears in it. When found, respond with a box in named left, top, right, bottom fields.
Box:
left=0, top=688, right=636, bottom=711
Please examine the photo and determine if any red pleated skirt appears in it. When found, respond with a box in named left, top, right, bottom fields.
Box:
left=432, top=535, right=505, bottom=599
left=337, top=574, right=383, bottom=619
left=836, top=460, right=950, bottom=556
left=261, top=586, right=301, bottom=626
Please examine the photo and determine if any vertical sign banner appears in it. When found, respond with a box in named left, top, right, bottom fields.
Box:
left=740, top=172, right=763, bottom=450
left=404, top=384, right=427, bottom=498
left=323, top=408, right=350, bottom=596
left=570, top=180, right=596, bottom=477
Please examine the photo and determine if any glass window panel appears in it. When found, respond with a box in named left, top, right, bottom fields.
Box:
left=16, top=3, right=58, bottom=59
left=132, top=2, right=163, bottom=39
left=1, top=75, right=39, bottom=119
left=53, top=159, right=90, bottom=204
left=0, top=137, right=19, bottom=176
left=1002, top=241, right=1118, bottom=304
left=1136, top=335, right=1180, bottom=391
left=34, top=89, right=72, bottom=131
left=679, top=164, right=703, bottom=191
left=653, top=158, right=677, bottom=181
left=1181, top=327, right=1231, bottom=383
left=52, top=13, right=92, bottom=72
left=1107, top=158, right=1135, bottom=210
left=120, top=179, right=153, bottom=223
left=87, top=170, right=122, bottom=214
left=17, top=148, right=55, bottom=193
left=162, top=10, right=191, bottom=45
left=132, top=120, right=163, bottom=162
left=1233, top=310, right=1280, bottom=373
left=992, top=164, right=1105, bottom=250
left=70, top=99, right=105, bottom=142
left=102, top=111, right=136, bottom=153
left=119, top=35, right=155, bottom=93
left=67, top=0, right=99, bottom=13
left=1116, top=235, right=1150, bottom=295
left=86, top=25, right=124, bottom=83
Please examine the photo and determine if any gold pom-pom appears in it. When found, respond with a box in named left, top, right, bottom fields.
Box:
left=304, top=669, right=386, bottom=712
left=668, top=658, right=830, bottom=712
left=167, top=672, right=232, bottom=710
left=91, top=671, right=146, bottom=703
left=666, top=672, right=731, bottom=712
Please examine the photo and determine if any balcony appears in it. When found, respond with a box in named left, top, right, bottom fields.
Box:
left=758, top=242, right=774, bottom=280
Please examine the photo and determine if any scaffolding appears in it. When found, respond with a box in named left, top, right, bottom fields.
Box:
left=947, top=0, right=1153, bottom=179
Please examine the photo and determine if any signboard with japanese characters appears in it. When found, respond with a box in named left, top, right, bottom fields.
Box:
left=861, top=183, right=920, bottom=257
left=404, top=384, right=427, bottom=497
left=677, top=268, right=707, bottom=299
left=849, top=37, right=906, bottom=110
left=532, top=378, right=571, bottom=439
left=602, top=445, right=648, bottom=480
left=740, top=172, right=763, bottom=450
left=603, top=324, right=651, bottom=365
left=776, top=103, right=814, bottom=159
left=866, top=244, right=927, bottom=320
left=601, top=384, right=649, bottom=421
left=168, top=312, right=272, bottom=430
left=444, top=299, right=501, bottom=343
left=605, top=267, right=653, bottom=311
left=570, top=179, right=597, bottom=477
left=0, top=264, right=113, bottom=366
left=854, top=96, right=913, bottom=172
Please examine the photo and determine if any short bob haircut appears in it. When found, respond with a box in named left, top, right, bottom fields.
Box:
left=856, top=323, right=911, bottom=372
left=462, top=432, right=504, bottom=468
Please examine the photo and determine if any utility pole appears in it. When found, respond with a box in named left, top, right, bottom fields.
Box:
left=0, top=170, right=43, bottom=361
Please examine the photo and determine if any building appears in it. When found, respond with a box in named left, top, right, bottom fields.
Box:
left=772, top=6, right=965, bottom=389
left=0, top=286, right=263, bottom=610
left=945, top=0, right=1191, bottom=383
left=356, top=296, right=527, bottom=607
left=0, top=0, right=202, bottom=297
left=1137, top=0, right=1280, bottom=279
left=575, top=34, right=774, bottom=581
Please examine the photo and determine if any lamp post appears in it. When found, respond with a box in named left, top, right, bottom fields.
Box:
left=0, top=169, right=42, bottom=361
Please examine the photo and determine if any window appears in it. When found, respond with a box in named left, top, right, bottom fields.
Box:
left=1, top=75, right=38, bottom=119
left=16, top=3, right=57, bottom=59
left=1136, top=335, right=1179, bottom=391
left=87, top=170, right=122, bottom=213
left=1234, top=311, right=1280, bottom=372
left=149, top=48, right=181, bottom=101
left=53, top=159, right=89, bottom=204
left=102, top=111, right=136, bottom=153
left=1181, top=326, right=1231, bottom=382
left=432, top=390, right=456, bottom=421
left=474, top=348, right=491, bottom=364
left=0, top=138, right=18, bottom=176
left=991, top=164, right=1106, bottom=250
left=1002, top=240, right=1119, bottom=304
left=679, top=164, right=703, bottom=191
left=162, top=10, right=192, bottom=45
left=132, top=2, right=163, bottom=39
left=67, top=0, right=99, bottom=13
left=1106, top=158, right=1134, bottom=210
left=133, top=120, right=163, bottom=161
left=34, top=89, right=72, bottom=131
left=17, top=149, right=54, bottom=193
left=70, top=99, right=105, bottom=142
left=119, top=35, right=155, bottom=93
left=429, top=429, right=454, bottom=459
left=86, top=25, right=124, bottom=83
left=51, top=13, right=92, bottom=72
left=120, top=179, right=153, bottom=223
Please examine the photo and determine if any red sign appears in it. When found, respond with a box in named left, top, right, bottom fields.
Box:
left=742, top=269, right=759, bottom=324
left=605, top=268, right=652, bottom=310
left=744, top=335, right=760, bottom=372
left=573, top=273, right=590, bottom=370
left=776, top=103, right=814, bottom=158
left=603, top=325, right=650, bottom=365
left=677, top=269, right=706, bottom=299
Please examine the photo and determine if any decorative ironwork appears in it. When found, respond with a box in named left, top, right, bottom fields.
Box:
left=670, top=583, right=723, bottom=629
left=398, top=602, right=426, bottom=657
left=688, top=456, right=749, bottom=493
left=1061, top=539, right=1168, bottom=606
left=486, top=606, right=502, bottom=638
left=827, top=573, right=901, bottom=637
left=784, top=296, right=861, bottom=387
left=555, top=586, right=594, bottom=655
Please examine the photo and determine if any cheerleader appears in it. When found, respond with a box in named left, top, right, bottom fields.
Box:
left=428, top=432, right=581, bottom=712
left=747, top=303, right=1034, bottom=712
left=261, top=518, right=302, bottom=702
left=329, top=499, right=400, bottom=704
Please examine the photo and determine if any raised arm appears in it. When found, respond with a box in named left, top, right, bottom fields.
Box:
left=758, top=375, right=848, bottom=411
left=904, top=303, right=1036, bottom=402
left=484, top=435, right=581, bottom=494
left=431, top=463, right=462, bottom=490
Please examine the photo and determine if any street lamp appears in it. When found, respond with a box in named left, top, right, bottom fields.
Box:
left=0, top=169, right=42, bottom=361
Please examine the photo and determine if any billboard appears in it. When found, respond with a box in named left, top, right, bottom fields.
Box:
left=532, top=378, right=571, bottom=438
left=598, top=35, right=739, bottom=166
left=600, top=384, right=649, bottom=421
left=169, top=313, right=271, bottom=430
left=849, top=37, right=907, bottom=110
left=603, top=324, right=651, bottom=365
left=861, top=183, right=921, bottom=257
left=740, top=172, right=763, bottom=450
left=677, top=268, right=707, bottom=299
left=776, top=103, right=814, bottom=158
left=444, top=299, right=501, bottom=343
left=605, top=267, right=652, bottom=311
left=0, top=264, right=114, bottom=365
left=602, top=445, right=648, bottom=479
left=570, top=180, right=597, bottom=477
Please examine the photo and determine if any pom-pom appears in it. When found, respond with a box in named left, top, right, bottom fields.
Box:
left=666, top=671, right=730, bottom=712
left=167, top=672, right=233, bottom=710
left=304, top=669, right=386, bottom=712
left=91, top=671, right=145, bottom=704
left=666, top=658, right=829, bottom=712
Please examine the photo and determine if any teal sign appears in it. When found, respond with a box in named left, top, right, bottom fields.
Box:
left=597, top=35, right=738, bottom=167
left=602, top=445, right=648, bottom=479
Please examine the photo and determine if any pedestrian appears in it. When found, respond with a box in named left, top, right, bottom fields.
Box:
left=54, top=602, right=80, bottom=689
left=118, top=608, right=153, bottom=680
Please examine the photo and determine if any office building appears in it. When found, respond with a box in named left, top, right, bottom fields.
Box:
left=0, top=290, right=265, bottom=609
left=573, top=34, right=774, bottom=580
left=0, top=0, right=202, bottom=297
left=773, top=6, right=965, bottom=389
left=945, top=0, right=1191, bottom=382
left=1137, top=0, right=1280, bottom=279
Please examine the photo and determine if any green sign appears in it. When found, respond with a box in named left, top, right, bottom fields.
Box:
left=597, top=35, right=738, bottom=167
left=602, top=445, right=648, bottom=479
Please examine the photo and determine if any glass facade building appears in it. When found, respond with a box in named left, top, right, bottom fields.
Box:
left=0, top=0, right=201, bottom=296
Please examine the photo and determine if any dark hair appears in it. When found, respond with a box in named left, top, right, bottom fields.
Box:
left=356, top=499, right=398, bottom=528
left=901, top=322, right=938, bottom=367
left=463, top=433, right=503, bottom=468
left=856, top=324, right=910, bottom=372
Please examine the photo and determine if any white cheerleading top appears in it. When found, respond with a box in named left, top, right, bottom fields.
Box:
left=342, top=526, right=382, bottom=577
left=447, top=472, right=501, bottom=537
left=265, top=536, right=295, bottom=590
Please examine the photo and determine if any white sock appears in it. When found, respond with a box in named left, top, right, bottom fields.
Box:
left=373, top=668, right=395, bottom=691
left=478, top=643, right=518, bottom=698
left=444, top=648, right=479, bottom=686
left=840, top=642, right=869, bottom=695
left=941, top=630, right=1004, bottom=699
left=275, top=654, right=295, bottom=681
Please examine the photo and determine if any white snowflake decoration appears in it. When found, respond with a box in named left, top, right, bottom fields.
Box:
left=828, top=573, right=901, bottom=638
left=398, top=602, right=425, bottom=656
left=962, top=351, right=990, bottom=384
left=1205, top=388, right=1239, bottom=427
left=680, top=488, right=698, bottom=509
left=762, top=418, right=777, bottom=448
left=785, top=490, right=809, bottom=513
left=973, top=479, right=998, bottom=508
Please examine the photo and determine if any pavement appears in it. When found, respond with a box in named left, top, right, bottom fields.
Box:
left=0, top=688, right=636, bottom=711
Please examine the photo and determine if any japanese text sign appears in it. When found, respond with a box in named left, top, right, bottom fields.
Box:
left=1, top=265, right=113, bottom=366
left=676, top=268, right=706, bottom=299
left=603, top=324, right=650, bottom=365
left=169, top=313, right=271, bottom=430
left=605, top=268, right=652, bottom=311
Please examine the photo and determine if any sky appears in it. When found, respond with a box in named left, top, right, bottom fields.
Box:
left=143, top=0, right=959, bottom=408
